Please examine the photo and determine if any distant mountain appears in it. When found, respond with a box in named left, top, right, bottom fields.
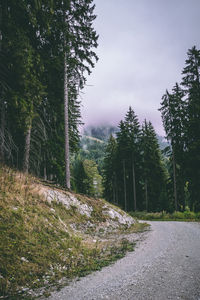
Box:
left=84, top=125, right=119, bottom=142
left=156, top=135, right=169, bottom=151
left=83, top=125, right=168, bottom=152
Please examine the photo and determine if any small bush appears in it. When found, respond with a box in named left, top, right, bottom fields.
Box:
left=130, top=210, right=200, bottom=221
left=183, top=211, right=196, bottom=219
left=172, top=211, right=185, bottom=219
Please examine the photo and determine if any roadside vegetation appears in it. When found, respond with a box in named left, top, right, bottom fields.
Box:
left=130, top=210, right=200, bottom=221
left=0, top=166, right=147, bottom=299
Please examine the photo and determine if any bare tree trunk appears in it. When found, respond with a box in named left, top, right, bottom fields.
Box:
left=0, top=102, right=5, bottom=162
left=23, top=120, right=32, bottom=173
left=132, top=156, right=137, bottom=211
left=172, top=149, right=178, bottom=211
left=64, top=51, right=70, bottom=189
left=43, top=152, right=47, bottom=180
left=123, top=159, right=127, bottom=211
left=145, top=180, right=148, bottom=211
left=0, top=4, right=5, bottom=163
left=181, top=176, right=185, bottom=211
left=112, top=178, right=115, bottom=203
left=115, top=173, right=118, bottom=205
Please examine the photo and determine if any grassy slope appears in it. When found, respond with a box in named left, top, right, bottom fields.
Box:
left=0, top=167, right=147, bottom=299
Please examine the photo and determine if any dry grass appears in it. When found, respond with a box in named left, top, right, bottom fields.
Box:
left=0, top=166, right=147, bottom=299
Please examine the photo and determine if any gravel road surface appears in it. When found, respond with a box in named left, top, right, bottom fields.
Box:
left=48, top=221, right=200, bottom=300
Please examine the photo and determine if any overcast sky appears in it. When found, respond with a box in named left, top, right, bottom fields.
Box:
left=80, top=0, right=200, bottom=135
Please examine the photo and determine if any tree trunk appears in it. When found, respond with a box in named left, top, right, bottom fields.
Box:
left=112, top=178, right=115, bottom=203
left=132, top=155, right=137, bottom=211
left=64, top=51, right=71, bottom=189
left=43, top=152, right=47, bottom=180
left=145, top=180, right=148, bottom=211
left=172, top=149, right=178, bottom=211
left=0, top=101, right=5, bottom=162
left=23, top=120, right=32, bottom=173
left=0, top=4, right=5, bottom=163
left=114, top=173, right=118, bottom=205
left=181, top=177, right=185, bottom=211
left=123, top=159, right=127, bottom=211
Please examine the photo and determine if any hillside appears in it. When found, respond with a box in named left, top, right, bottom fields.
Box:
left=83, top=126, right=118, bottom=142
left=83, top=126, right=168, bottom=151
left=0, top=167, right=147, bottom=299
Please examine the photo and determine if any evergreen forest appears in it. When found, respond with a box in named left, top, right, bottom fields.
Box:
left=1, top=1, right=200, bottom=213
left=0, top=0, right=98, bottom=188
left=104, top=47, right=200, bottom=213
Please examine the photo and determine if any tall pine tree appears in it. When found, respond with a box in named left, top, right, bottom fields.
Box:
left=103, top=135, right=118, bottom=203
left=141, top=120, right=167, bottom=211
left=181, top=46, right=200, bottom=211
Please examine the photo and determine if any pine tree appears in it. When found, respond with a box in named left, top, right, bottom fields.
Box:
left=46, top=0, right=98, bottom=188
left=114, top=107, right=142, bottom=211
left=181, top=46, right=200, bottom=211
left=160, top=83, right=186, bottom=210
left=1, top=1, right=46, bottom=172
left=1, top=1, right=98, bottom=186
left=103, top=135, right=117, bottom=203
left=141, top=120, right=167, bottom=211
left=124, top=107, right=141, bottom=211
left=116, top=120, right=130, bottom=210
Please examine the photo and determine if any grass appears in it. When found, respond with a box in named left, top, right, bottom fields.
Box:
left=130, top=210, right=200, bottom=221
left=0, top=166, right=147, bottom=299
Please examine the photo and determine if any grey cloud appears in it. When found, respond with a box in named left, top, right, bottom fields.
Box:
left=80, top=0, right=200, bottom=135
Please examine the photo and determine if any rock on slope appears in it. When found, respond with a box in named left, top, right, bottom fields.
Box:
left=41, top=185, right=136, bottom=236
left=0, top=168, right=142, bottom=299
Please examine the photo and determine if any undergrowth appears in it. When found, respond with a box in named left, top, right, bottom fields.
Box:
left=130, top=210, right=200, bottom=221
left=0, top=166, right=145, bottom=299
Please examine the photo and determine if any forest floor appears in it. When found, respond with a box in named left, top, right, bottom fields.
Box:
left=47, top=221, right=200, bottom=300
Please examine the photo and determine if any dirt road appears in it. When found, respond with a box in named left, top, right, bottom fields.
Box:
left=48, top=221, right=200, bottom=300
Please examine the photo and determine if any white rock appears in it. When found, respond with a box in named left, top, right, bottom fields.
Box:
left=103, top=208, right=135, bottom=226
left=21, top=257, right=29, bottom=263
left=44, top=189, right=93, bottom=217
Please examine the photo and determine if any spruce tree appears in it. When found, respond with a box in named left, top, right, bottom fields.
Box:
left=181, top=46, right=200, bottom=211
left=160, top=84, right=186, bottom=210
left=1, top=1, right=46, bottom=172
left=1, top=1, right=98, bottom=188
left=124, top=107, right=141, bottom=211
left=116, top=121, right=130, bottom=211
left=141, top=120, right=167, bottom=211
left=48, top=0, right=98, bottom=188
left=103, top=135, right=118, bottom=203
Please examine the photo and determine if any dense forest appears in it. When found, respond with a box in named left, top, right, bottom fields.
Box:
left=103, top=109, right=168, bottom=212
left=104, top=47, right=200, bottom=213
left=0, top=0, right=98, bottom=188
left=0, top=2, right=200, bottom=213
